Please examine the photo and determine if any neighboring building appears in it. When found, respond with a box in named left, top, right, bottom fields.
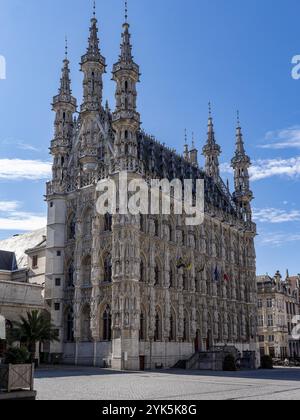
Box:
left=257, top=272, right=300, bottom=359
left=45, top=8, right=258, bottom=370
left=0, top=230, right=46, bottom=355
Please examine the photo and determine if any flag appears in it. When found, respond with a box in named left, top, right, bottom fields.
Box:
left=224, top=273, right=230, bottom=282
left=214, top=266, right=220, bottom=282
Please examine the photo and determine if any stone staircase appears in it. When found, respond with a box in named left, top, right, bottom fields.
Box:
left=173, top=346, right=247, bottom=371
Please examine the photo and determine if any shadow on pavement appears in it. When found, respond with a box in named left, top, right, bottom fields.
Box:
left=35, top=365, right=300, bottom=382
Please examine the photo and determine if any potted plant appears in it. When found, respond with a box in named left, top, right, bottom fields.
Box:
left=12, top=311, right=59, bottom=366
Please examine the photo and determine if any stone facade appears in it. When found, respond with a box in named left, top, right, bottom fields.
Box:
left=257, top=272, right=300, bottom=359
left=45, top=11, right=258, bottom=370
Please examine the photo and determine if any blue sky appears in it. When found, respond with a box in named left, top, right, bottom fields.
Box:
left=0, top=0, right=300, bottom=276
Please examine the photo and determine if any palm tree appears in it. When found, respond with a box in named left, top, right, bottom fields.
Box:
left=13, top=311, right=59, bottom=363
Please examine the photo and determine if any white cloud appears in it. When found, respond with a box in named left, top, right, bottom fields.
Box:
left=1, top=139, right=40, bottom=152
left=260, top=126, right=300, bottom=150
left=0, top=201, right=46, bottom=231
left=258, top=232, right=300, bottom=247
left=0, top=201, right=20, bottom=212
left=0, top=159, right=52, bottom=180
left=253, top=208, right=300, bottom=223
left=221, top=157, right=300, bottom=181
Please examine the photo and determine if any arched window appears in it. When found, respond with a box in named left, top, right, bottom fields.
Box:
left=68, top=214, right=76, bottom=240
left=125, top=80, right=128, bottom=92
left=104, top=254, right=112, bottom=283
left=218, top=314, right=223, bottom=342
left=140, top=215, right=146, bottom=233
left=102, top=306, right=112, bottom=341
left=83, top=209, right=92, bottom=237
left=154, top=263, right=161, bottom=286
left=170, top=312, right=176, bottom=342
left=82, top=256, right=91, bottom=286
left=81, top=305, right=91, bottom=342
left=169, top=267, right=174, bottom=289
left=140, top=312, right=146, bottom=341
left=183, top=272, right=188, bottom=291
left=65, top=308, right=74, bottom=342
left=154, top=219, right=159, bottom=237
left=154, top=311, right=161, bottom=342
left=140, top=260, right=145, bottom=283
left=67, top=262, right=74, bottom=287
left=104, top=213, right=112, bottom=232
left=183, top=315, right=189, bottom=342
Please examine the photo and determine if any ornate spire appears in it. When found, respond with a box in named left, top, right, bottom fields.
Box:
left=232, top=112, right=250, bottom=166
left=231, top=114, right=254, bottom=227
left=203, top=103, right=221, bottom=181
left=112, top=1, right=141, bottom=173
left=80, top=3, right=106, bottom=113
left=54, top=40, right=76, bottom=106
left=184, top=129, right=189, bottom=161
left=81, top=4, right=105, bottom=65
left=189, top=131, right=198, bottom=167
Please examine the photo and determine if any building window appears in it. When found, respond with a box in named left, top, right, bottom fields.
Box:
left=154, top=312, right=161, bottom=342
left=267, top=298, right=273, bottom=308
left=183, top=317, right=189, bottom=342
left=169, top=268, right=174, bottom=289
left=57, top=251, right=61, bottom=257
left=50, top=202, right=54, bottom=208
left=170, top=314, right=175, bottom=341
left=32, top=255, right=38, bottom=269
left=267, top=315, right=274, bottom=327
left=140, top=261, right=145, bottom=283
left=259, top=335, right=265, bottom=343
left=68, top=263, right=74, bottom=287
left=154, top=219, right=159, bottom=237
left=104, top=213, right=112, bottom=232
left=154, top=264, right=160, bottom=286
left=66, top=309, right=74, bottom=342
left=68, top=214, right=76, bottom=240
left=102, top=306, right=112, bottom=341
left=257, top=300, right=262, bottom=309
left=140, top=313, right=145, bottom=341
left=54, top=303, right=60, bottom=311
left=269, top=335, right=275, bottom=343
left=55, top=278, right=61, bottom=287
left=183, top=272, right=188, bottom=291
left=258, top=315, right=264, bottom=327
left=104, top=254, right=112, bottom=283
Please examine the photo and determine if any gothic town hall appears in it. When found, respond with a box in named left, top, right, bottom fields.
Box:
left=45, top=9, right=259, bottom=370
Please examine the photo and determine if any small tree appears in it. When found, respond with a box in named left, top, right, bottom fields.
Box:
left=13, top=311, right=59, bottom=363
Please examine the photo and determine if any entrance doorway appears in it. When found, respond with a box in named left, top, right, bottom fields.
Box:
left=195, top=330, right=201, bottom=352
left=139, top=355, right=145, bottom=371
left=206, top=330, right=213, bottom=351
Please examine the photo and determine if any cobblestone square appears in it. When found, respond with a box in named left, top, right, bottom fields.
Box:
left=34, top=367, right=300, bottom=400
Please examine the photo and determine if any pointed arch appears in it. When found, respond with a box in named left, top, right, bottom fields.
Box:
left=154, top=307, right=162, bottom=342
left=101, top=305, right=112, bottom=341
left=80, top=304, right=91, bottom=342
left=169, top=307, right=177, bottom=342
left=82, top=207, right=93, bottom=237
